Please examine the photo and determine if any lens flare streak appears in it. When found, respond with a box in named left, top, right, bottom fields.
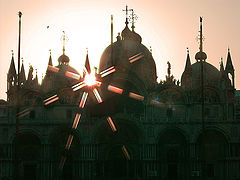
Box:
left=150, top=100, right=165, bottom=107
left=107, top=116, right=117, bottom=132
left=79, top=92, right=88, bottom=108
left=122, top=145, right=130, bottom=160
left=65, top=135, right=74, bottom=150
left=129, top=92, right=144, bottom=101
left=100, top=66, right=115, bottom=75
left=59, top=156, right=67, bottom=170
left=72, top=113, right=81, bottom=129
left=107, top=85, right=123, bottom=94
left=44, top=95, right=59, bottom=105
left=65, top=71, right=81, bottom=80
left=129, top=53, right=144, bottom=63
left=100, top=68, right=116, bottom=78
left=73, top=83, right=87, bottom=92
left=16, top=111, right=30, bottom=119
left=47, top=65, right=59, bottom=73
left=93, top=88, right=103, bottom=103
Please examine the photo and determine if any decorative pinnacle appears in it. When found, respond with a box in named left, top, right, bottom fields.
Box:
left=18, top=11, right=22, bottom=18
left=86, top=48, right=88, bottom=54
left=199, top=17, right=203, bottom=52
left=21, top=57, right=24, bottom=64
left=49, top=49, right=51, bottom=56
left=122, top=5, right=131, bottom=25
left=61, top=31, right=68, bottom=55
left=129, top=9, right=138, bottom=31
left=11, top=50, right=14, bottom=57
left=187, top=47, right=189, bottom=54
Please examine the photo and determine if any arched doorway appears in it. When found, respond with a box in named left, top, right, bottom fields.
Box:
left=158, top=129, right=188, bottom=180
left=12, top=132, right=41, bottom=180
left=105, top=145, right=129, bottom=178
left=49, top=130, right=80, bottom=180
left=197, top=130, right=228, bottom=179
left=95, top=119, right=141, bottom=179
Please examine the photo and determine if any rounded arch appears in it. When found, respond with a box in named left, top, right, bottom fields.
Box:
left=157, top=127, right=189, bottom=144
left=152, top=86, right=187, bottom=105
left=94, top=117, right=143, bottom=144
left=21, top=91, right=43, bottom=106
left=12, top=131, right=42, bottom=180
left=193, top=126, right=230, bottom=143
left=157, top=128, right=189, bottom=180
left=10, top=128, right=43, bottom=144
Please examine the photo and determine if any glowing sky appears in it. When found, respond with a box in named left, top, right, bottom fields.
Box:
left=0, top=0, right=240, bottom=100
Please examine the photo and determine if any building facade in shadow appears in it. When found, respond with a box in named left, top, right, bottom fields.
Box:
left=0, top=8, right=239, bottom=180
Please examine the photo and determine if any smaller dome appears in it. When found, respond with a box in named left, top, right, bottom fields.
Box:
left=121, top=25, right=142, bottom=44
left=58, top=54, right=70, bottom=64
left=0, top=99, right=8, bottom=105
left=195, top=51, right=207, bottom=61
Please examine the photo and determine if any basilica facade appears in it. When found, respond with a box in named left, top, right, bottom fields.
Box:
left=0, top=9, right=240, bottom=180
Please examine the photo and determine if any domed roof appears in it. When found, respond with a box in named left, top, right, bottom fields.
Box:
left=181, top=61, right=220, bottom=88
left=58, top=54, right=70, bottom=64
left=121, top=25, right=142, bottom=43
left=42, top=63, right=80, bottom=92
left=99, top=38, right=157, bottom=89
left=0, top=99, right=8, bottom=105
left=195, top=51, right=207, bottom=61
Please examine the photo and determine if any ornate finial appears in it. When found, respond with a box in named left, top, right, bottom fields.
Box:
left=61, top=31, right=68, bottom=55
left=35, top=69, right=37, bottom=74
left=86, top=48, right=88, bottom=54
left=167, top=61, right=171, bottom=77
left=49, top=49, right=51, bottom=56
left=199, top=17, right=204, bottom=52
left=18, top=11, right=22, bottom=18
left=122, top=5, right=131, bottom=25
left=228, top=47, right=230, bottom=53
left=187, top=47, right=189, bottom=54
left=11, top=50, right=14, bottom=57
left=21, top=57, right=24, bottom=64
left=129, top=9, right=138, bottom=31
left=195, top=17, right=207, bottom=61
left=150, top=46, right=152, bottom=53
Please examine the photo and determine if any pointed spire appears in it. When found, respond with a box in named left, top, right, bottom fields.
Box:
left=129, top=9, right=137, bottom=32
left=61, top=31, right=68, bottom=55
left=111, top=15, right=113, bottom=44
left=34, top=69, right=39, bottom=84
left=195, top=17, right=207, bottom=61
left=220, top=57, right=224, bottom=72
left=27, top=64, right=33, bottom=81
left=48, top=49, right=53, bottom=66
left=184, top=48, right=192, bottom=72
left=225, top=48, right=234, bottom=73
left=85, top=48, right=91, bottom=74
left=19, top=57, right=26, bottom=84
left=8, top=50, right=17, bottom=78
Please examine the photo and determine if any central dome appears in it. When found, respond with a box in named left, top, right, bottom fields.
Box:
left=99, top=38, right=157, bottom=89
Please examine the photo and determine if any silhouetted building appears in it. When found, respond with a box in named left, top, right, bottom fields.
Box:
left=0, top=8, right=240, bottom=180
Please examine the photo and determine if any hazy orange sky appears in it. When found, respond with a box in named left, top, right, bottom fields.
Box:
left=0, top=0, right=240, bottom=100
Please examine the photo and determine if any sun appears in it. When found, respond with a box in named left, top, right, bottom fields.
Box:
left=84, top=73, right=97, bottom=87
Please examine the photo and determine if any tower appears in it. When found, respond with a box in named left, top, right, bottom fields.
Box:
left=225, top=48, right=235, bottom=89
left=7, top=51, right=17, bottom=91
